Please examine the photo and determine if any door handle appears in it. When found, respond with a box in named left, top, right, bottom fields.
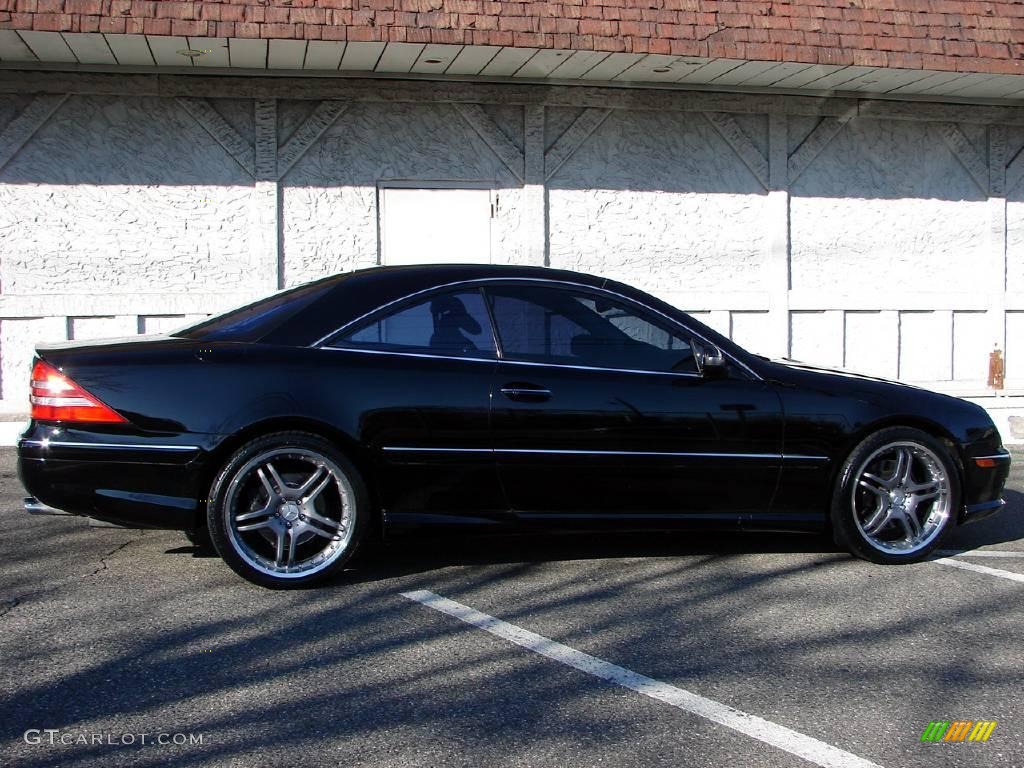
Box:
left=500, top=383, right=551, bottom=402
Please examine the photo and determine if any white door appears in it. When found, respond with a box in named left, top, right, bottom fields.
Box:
left=380, top=187, right=492, bottom=266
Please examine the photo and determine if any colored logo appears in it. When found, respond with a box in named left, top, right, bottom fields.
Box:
left=921, top=720, right=997, bottom=742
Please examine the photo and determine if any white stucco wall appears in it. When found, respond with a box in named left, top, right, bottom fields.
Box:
left=786, top=118, right=998, bottom=383
left=790, top=119, right=988, bottom=295
left=281, top=101, right=525, bottom=286
left=548, top=110, right=769, bottom=303
left=0, top=97, right=260, bottom=295
left=0, top=85, right=1020, bottom=419
left=1004, top=189, right=1024, bottom=384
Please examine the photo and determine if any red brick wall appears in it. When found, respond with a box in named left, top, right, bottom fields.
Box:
left=2, top=0, right=1023, bottom=75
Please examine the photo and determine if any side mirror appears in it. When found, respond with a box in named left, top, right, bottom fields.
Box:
left=695, top=342, right=727, bottom=378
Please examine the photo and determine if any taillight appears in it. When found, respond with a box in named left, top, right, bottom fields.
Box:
left=29, top=359, right=127, bottom=424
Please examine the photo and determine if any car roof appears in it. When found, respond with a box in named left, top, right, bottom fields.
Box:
left=186, top=262, right=750, bottom=370
left=340, top=263, right=610, bottom=290
left=263, top=264, right=616, bottom=346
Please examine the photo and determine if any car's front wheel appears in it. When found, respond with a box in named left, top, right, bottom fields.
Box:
left=832, top=426, right=960, bottom=564
left=207, top=431, right=368, bottom=588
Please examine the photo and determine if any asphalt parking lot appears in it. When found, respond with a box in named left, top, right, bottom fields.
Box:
left=1, top=448, right=1023, bottom=768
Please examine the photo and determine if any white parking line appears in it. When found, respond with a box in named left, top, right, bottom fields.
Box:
left=937, top=549, right=1024, bottom=558
left=933, top=557, right=1024, bottom=583
left=403, top=590, right=883, bottom=768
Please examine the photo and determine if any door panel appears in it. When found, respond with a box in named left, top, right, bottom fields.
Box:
left=363, top=353, right=503, bottom=522
left=326, top=287, right=504, bottom=522
left=483, top=282, right=784, bottom=523
left=491, top=361, right=784, bottom=520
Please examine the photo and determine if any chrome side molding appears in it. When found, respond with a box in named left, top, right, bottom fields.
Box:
left=381, top=446, right=831, bottom=461
left=20, top=439, right=200, bottom=452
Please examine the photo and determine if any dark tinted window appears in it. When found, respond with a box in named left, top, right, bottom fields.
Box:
left=176, top=280, right=336, bottom=342
left=336, top=290, right=496, bottom=358
left=487, top=285, right=696, bottom=373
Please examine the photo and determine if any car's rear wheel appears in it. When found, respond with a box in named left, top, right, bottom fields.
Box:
left=832, top=426, right=959, bottom=564
left=207, top=432, right=367, bottom=588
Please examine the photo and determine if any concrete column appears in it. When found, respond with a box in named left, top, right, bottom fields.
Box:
left=989, top=125, right=1008, bottom=360
left=253, top=99, right=281, bottom=290
left=767, top=112, right=791, bottom=359
left=523, top=105, right=546, bottom=266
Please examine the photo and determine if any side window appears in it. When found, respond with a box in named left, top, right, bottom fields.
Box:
left=486, top=285, right=697, bottom=373
left=336, top=290, right=496, bottom=358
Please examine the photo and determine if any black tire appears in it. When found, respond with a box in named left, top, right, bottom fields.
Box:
left=207, top=431, right=369, bottom=588
left=831, top=426, right=960, bottom=564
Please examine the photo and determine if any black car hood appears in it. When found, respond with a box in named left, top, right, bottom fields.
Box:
left=765, top=358, right=923, bottom=390
left=759, top=357, right=990, bottom=421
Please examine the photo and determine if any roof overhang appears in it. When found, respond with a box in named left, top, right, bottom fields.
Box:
left=3, top=31, right=1024, bottom=104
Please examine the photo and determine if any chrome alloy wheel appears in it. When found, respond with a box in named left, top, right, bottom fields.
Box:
left=223, top=448, right=356, bottom=579
left=850, top=441, right=951, bottom=555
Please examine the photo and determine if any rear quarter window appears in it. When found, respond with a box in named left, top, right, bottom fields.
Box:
left=175, top=281, right=336, bottom=343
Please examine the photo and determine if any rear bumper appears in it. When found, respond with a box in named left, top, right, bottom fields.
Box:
left=17, top=422, right=216, bottom=529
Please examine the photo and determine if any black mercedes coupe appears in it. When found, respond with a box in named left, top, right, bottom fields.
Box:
left=18, top=265, right=1011, bottom=588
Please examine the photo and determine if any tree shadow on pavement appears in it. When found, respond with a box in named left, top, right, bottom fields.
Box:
left=3, top=480, right=1023, bottom=768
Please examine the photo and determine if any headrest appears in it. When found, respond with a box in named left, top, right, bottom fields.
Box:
left=430, top=295, right=482, bottom=335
